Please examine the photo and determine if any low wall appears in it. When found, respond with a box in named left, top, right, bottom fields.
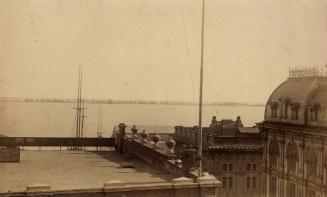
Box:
left=0, top=147, right=20, bottom=162
left=0, top=178, right=221, bottom=197
left=123, top=137, right=199, bottom=180
left=164, top=159, right=184, bottom=177
left=123, top=137, right=176, bottom=169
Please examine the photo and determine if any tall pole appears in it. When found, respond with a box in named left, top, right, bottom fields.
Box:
left=198, top=0, right=206, bottom=178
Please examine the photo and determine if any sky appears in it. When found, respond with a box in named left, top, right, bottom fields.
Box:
left=0, top=0, right=327, bottom=103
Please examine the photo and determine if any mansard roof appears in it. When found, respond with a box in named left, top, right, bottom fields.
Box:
left=264, top=72, right=327, bottom=128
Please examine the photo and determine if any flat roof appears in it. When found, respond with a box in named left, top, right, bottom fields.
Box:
left=0, top=150, right=176, bottom=193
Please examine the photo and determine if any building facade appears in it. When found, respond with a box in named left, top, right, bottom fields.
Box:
left=173, top=116, right=263, bottom=197
left=258, top=69, right=327, bottom=197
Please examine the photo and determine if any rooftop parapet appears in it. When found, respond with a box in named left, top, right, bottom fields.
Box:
left=1, top=179, right=221, bottom=197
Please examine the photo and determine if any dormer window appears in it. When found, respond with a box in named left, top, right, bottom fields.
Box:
left=308, top=103, right=320, bottom=121
left=284, top=98, right=291, bottom=119
left=270, top=102, right=279, bottom=118
left=290, top=102, right=300, bottom=120
left=279, top=98, right=284, bottom=118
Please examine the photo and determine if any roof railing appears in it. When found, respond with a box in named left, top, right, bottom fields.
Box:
left=288, top=64, right=327, bottom=79
left=288, top=66, right=327, bottom=79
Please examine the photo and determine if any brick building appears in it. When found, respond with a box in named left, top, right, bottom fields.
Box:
left=173, top=116, right=263, bottom=197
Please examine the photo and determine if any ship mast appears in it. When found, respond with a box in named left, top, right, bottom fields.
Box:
left=75, top=66, right=81, bottom=139
left=80, top=66, right=85, bottom=139
left=198, top=0, right=206, bottom=178
left=96, top=104, right=103, bottom=151
left=97, top=104, right=103, bottom=138
left=75, top=66, right=85, bottom=149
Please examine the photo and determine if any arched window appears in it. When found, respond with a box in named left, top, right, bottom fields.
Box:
left=305, top=145, right=318, bottom=178
left=286, top=140, right=298, bottom=174
left=269, top=137, right=279, bottom=168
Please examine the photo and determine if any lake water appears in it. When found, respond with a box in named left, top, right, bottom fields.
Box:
left=0, top=102, right=265, bottom=137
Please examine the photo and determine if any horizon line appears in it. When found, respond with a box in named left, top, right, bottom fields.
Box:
left=0, top=97, right=265, bottom=107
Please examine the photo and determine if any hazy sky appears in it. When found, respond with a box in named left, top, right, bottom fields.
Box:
left=1, top=0, right=327, bottom=103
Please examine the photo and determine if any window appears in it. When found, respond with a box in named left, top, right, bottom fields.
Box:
left=246, top=177, right=251, bottom=189
left=222, top=163, right=233, bottom=172
left=286, top=141, right=298, bottom=175
left=305, top=146, right=318, bottom=178
left=229, top=164, right=233, bottom=172
left=308, top=189, right=316, bottom=197
left=270, top=101, right=278, bottom=118
left=222, top=176, right=233, bottom=190
left=229, top=177, right=233, bottom=189
left=246, top=176, right=257, bottom=191
left=279, top=100, right=284, bottom=118
left=307, top=162, right=317, bottom=177
left=269, top=138, right=279, bottom=169
left=288, top=183, right=296, bottom=197
left=291, top=103, right=299, bottom=120
left=222, top=177, right=227, bottom=189
left=284, top=99, right=290, bottom=119
left=223, top=164, right=227, bottom=172
left=252, top=177, right=256, bottom=189
left=287, top=158, right=296, bottom=174
left=246, top=163, right=256, bottom=171
left=269, top=176, right=277, bottom=197
left=247, top=164, right=251, bottom=171
left=270, top=154, right=278, bottom=168
left=309, top=103, right=320, bottom=121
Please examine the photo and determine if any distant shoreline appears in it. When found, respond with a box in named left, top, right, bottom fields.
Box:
left=0, top=97, right=265, bottom=107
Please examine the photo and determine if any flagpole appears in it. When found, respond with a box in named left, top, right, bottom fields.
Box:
left=198, top=0, right=205, bottom=178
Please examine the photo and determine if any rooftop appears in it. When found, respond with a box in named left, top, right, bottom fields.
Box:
left=0, top=150, right=176, bottom=193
